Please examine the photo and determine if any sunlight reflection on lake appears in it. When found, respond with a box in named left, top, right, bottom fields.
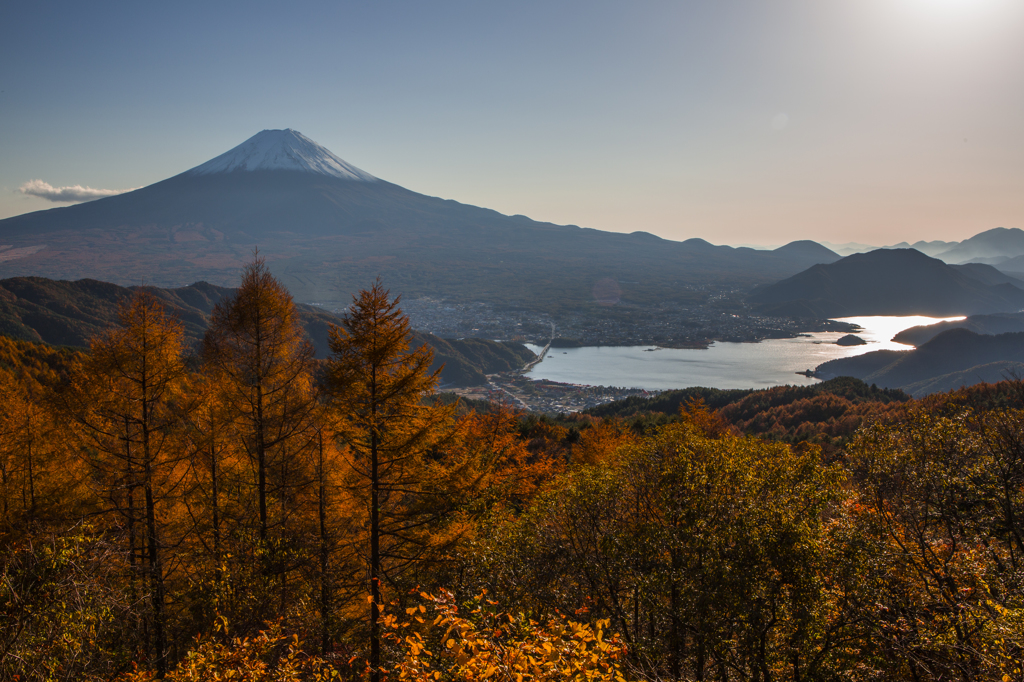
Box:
left=524, top=315, right=964, bottom=390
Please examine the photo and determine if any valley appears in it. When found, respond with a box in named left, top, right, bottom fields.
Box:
left=0, top=131, right=844, bottom=315
left=342, top=291, right=857, bottom=348
left=451, top=373, right=654, bottom=413
left=10, top=3, right=1024, bottom=678
left=2, top=130, right=1024, bottom=401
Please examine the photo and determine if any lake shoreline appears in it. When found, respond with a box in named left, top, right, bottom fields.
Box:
left=522, top=315, right=963, bottom=392
left=541, top=318, right=862, bottom=351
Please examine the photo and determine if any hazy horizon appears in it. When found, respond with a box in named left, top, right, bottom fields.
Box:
left=3, top=0, right=1022, bottom=247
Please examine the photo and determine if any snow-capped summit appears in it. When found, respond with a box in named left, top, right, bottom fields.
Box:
left=186, top=129, right=377, bottom=181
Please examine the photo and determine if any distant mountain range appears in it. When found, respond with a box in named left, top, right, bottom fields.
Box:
left=996, top=254, right=1024, bottom=271
left=932, top=227, right=1024, bottom=265
left=0, top=276, right=533, bottom=387
left=0, top=129, right=839, bottom=308
left=821, top=239, right=957, bottom=258
left=815, top=328, right=1024, bottom=397
left=822, top=227, right=1024, bottom=273
left=749, top=249, right=1024, bottom=317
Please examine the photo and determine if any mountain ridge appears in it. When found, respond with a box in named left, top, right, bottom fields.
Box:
left=815, top=328, right=1024, bottom=396
left=892, top=312, right=1024, bottom=346
left=935, top=227, right=1024, bottom=264
left=0, top=130, right=841, bottom=307
left=749, top=248, right=1024, bottom=317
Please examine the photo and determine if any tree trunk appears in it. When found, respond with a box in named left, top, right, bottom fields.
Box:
left=211, top=436, right=221, bottom=584
left=318, top=430, right=331, bottom=655
left=143, top=421, right=166, bottom=678
left=256, top=382, right=267, bottom=544
left=670, top=550, right=681, bottom=681
left=370, top=363, right=381, bottom=682
left=26, top=436, right=35, bottom=516
left=126, top=415, right=138, bottom=600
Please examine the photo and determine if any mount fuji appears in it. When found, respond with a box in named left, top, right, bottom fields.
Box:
left=187, top=129, right=378, bottom=180
left=0, top=129, right=839, bottom=305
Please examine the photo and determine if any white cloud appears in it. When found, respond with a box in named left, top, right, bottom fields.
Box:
left=18, top=179, right=137, bottom=203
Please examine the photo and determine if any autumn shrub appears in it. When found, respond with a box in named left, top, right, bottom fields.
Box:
left=118, top=620, right=337, bottom=682
left=849, top=407, right=1024, bottom=680
left=386, top=590, right=628, bottom=682
left=1, top=526, right=142, bottom=682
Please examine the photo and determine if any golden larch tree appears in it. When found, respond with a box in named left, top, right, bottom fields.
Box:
left=202, top=253, right=318, bottom=622
left=324, top=279, right=458, bottom=682
left=68, top=289, right=191, bottom=676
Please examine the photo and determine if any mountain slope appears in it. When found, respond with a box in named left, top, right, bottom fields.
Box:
left=0, top=276, right=533, bottom=386
left=0, top=277, right=232, bottom=346
left=994, top=253, right=1024, bottom=274
left=815, top=328, right=1024, bottom=396
left=187, top=129, right=378, bottom=180
left=0, top=130, right=840, bottom=307
left=749, top=249, right=1024, bottom=317
left=950, top=263, right=1024, bottom=288
left=900, top=361, right=1024, bottom=397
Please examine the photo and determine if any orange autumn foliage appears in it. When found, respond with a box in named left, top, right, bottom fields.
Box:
left=388, top=590, right=628, bottom=682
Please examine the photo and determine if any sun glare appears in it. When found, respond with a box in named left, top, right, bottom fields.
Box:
left=904, top=0, right=1009, bottom=17
left=870, top=0, right=1019, bottom=50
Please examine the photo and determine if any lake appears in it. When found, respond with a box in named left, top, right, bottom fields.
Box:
left=524, top=316, right=963, bottom=391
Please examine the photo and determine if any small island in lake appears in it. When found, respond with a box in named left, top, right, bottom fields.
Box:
left=836, top=334, right=867, bottom=346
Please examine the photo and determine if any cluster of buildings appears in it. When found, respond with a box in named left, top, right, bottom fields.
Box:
left=399, top=295, right=850, bottom=349
left=451, top=372, right=654, bottom=414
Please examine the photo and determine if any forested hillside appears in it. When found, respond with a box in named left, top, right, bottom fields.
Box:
left=585, top=377, right=911, bottom=456
left=816, top=328, right=1024, bottom=396
left=0, top=276, right=534, bottom=387
left=3, top=263, right=1024, bottom=681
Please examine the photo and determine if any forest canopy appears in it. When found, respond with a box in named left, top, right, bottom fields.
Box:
left=2, top=262, right=1023, bottom=681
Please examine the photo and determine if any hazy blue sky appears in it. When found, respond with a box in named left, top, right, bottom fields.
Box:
left=2, top=0, right=1023, bottom=246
